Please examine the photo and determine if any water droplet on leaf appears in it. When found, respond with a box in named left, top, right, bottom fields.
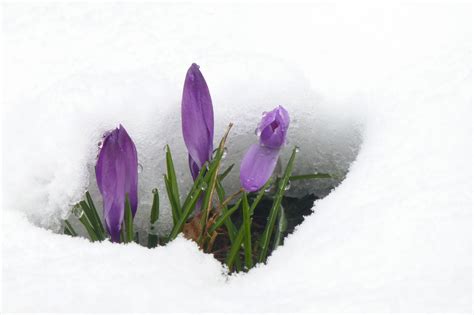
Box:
left=199, top=182, right=208, bottom=191
left=147, top=222, right=160, bottom=235
left=284, top=181, right=291, bottom=191
left=72, top=205, right=84, bottom=218
left=152, top=188, right=158, bottom=194
left=222, top=147, right=228, bottom=159
left=295, top=146, right=300, bottom=153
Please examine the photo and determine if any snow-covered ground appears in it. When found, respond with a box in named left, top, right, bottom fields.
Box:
left=2, top=2, right=471, bottom=312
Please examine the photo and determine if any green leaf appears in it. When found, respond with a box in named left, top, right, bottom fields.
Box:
left=85, top=191, right=105, bottom=236
left=76, top=209, right=99, bottom=242
left=225, top=181, right=271, bottom=271
left=218, top=163, right=234, bottom=181
left=148, top=188, right=160, bottom=248
left=198, top=124, right=233, bottom=240
left=124, top=193, right=134, bottom=243
left=78, top=201, right=101, bottom=238
left=79, top=199, right=105, bottom=241
left=120, top=222, right=125, bottom=243
left=226, top=225, right=245, bottom=270
left=289, top=173, right=331, bottom=181
left=164, top=175, right=182, bottom=226
left=272, top=205, right=287, bottom=251
left=165, top=145, right=181, bottom=216
left=150, top=189, right=160, bottom=223
left=258, top=146, right=298, bottom=263
left=208, top=198, right=241, bottom=235
left=249, top=180, right=271, bottom=215
left=167, top=187, right=203, bottom=241
left=242, top=192, right=253, bottom=269
left=181, top=163, right=208, bottom=211
left=215, top=181, right=242, bottom=271
left=64, top=220, right=77, bottom=236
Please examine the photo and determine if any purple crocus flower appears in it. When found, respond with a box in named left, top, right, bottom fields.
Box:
left=95, top=125, right=138, bottom=242
left=240, top=106, right=290, bottom=192
left=181, top=63, right=214, bottom=179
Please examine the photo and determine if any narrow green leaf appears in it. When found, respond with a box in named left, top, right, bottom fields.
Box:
left=226, top=225, right=245, bottom=270
left=289, top=173, right=331, bottom=181
left=64, top=220, right=77, bottom=236
left=168, top=188, right=204, bottom=241
left=199, top=125, right=233, bottom=234
left=215, top=181, right=241, bottom=270
left=148, top=188, right=160, bottom=248
left=272, top=205, right=287, bottom=251
left=165, top=145, right=181, bottom=215
left=120, top=222, right=125, bottom=243
left=218, top=163, right=234, bottom=181
left=182, top=164, right=208, bottom=210
left=208, top=199, right=241, bottom=235
left=225, top=181, right=270, bottom=271
left=85, top=191, right=105, bottom=236
left=258, top=146, right=298, bottom=263
left=164, top=175, right=179, bottom=226
left=79, top=200, right=104, bottom=240
left=249, top=180, right=271, bottom=215
left=124, top=193, right=134, bottom=243
left=242, top=192, right=253, bottom=269
left=150, top=189, right=160, bottom=223
left=77, top=213, right=99, bottom=241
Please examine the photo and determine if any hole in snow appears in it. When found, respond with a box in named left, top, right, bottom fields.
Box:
left=59, top=97, right=364, bottom=271
left=15, top=60, right=364, bottom=271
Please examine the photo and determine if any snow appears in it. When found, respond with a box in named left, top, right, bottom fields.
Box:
left=2, top=2, right=471, bottom=312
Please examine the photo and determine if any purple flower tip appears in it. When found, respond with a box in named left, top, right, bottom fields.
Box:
left=240, top=106, right=290, bottom=192
left=95, top=125, right=138, bottom=242
left=258, top=105, right=290, bottom=149
left=181, top=63, right=214, bottom=179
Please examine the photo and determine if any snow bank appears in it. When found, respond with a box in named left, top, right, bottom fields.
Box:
left=2, top=2, right=471, bottom=312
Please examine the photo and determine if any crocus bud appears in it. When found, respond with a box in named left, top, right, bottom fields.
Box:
left=181, top=63, right=214, bottom=179
left=258, top=106, right=290, bottom=149
left=240, top=106, right=290, bottom=192
left=95, top=125, right=138, bottom=242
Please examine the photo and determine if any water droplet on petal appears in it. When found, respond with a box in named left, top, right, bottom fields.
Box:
left=72, top=205, right=84, bottom=218
left=254, top=127, right=262, bottom=137
left=137, top=163, right=143, bottom=174
left=97, top=141, right=103, bottom=149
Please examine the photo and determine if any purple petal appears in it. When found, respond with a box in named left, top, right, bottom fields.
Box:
left=258, top=106, right=290, bottom=149
left=240, top=144, right=280, bottom=192
left=188, top=154, right=201, bottom=180
left=95, top=125, right=138, bottom=242
left=181, top=63, right=214, bottom=177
